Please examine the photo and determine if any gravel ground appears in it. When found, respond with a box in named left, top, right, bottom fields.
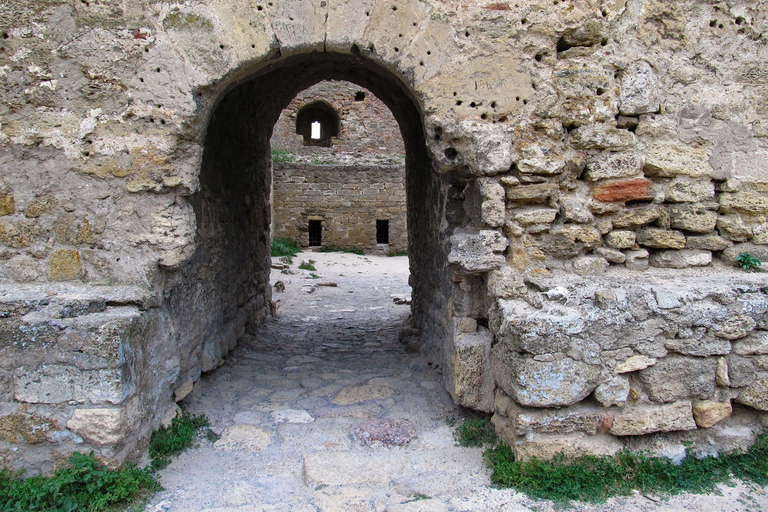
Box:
left=144, top=252, right=768, bottom=512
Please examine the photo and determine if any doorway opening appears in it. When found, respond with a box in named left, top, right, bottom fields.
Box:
left=168, top=52, right=453, bottom=400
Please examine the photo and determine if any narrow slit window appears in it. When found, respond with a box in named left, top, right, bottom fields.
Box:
left=376, top=219, right=389, bottom=244
left=310, top=120, right=322, bottom=140
left=308, top=220, right=322, bottom=246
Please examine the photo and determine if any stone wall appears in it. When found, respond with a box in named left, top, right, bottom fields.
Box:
left=270, top=80, right=408, bottom=253
left=271, top=80, right=405, bottom=156
left=1, top=0, right=767, bottom=471
left=272, top=163, right=407, bottom=253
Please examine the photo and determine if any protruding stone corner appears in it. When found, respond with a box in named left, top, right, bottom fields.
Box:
left=448, top=325, right=495, bottom=412
left=447, top=230, right=508, bottom=273
left=425, top=115, right=513, bottom=177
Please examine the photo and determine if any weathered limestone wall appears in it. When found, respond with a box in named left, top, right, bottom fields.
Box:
left=272, top=163, right=407, bottom=253
left=0, top=0, right=767, bottom=471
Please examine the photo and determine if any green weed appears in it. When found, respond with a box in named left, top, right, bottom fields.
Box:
left=298, top=260, right=316, bottom=271
left=402, top=493, right=431, bottom=503
left=387, top=250, right=408, bottom=257
left=484, top=431, right=768, bottom=505
left=310, top=273, right=321, bottom=279
left=0, top=452, right=160, bottom=512
left=319, top=246, right=364, bottom=255
left=271, top=238, right=300, bottom=263
left=737, top=252, right=762, bottom=271
left=149, top=410, right=209, bottom=470
left=455, top=417, right=498, bottom=447
left=271, top=148, right=295, bottom=163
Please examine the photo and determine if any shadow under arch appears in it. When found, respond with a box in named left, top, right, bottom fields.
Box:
left=164, top=52, right=453, bottom=391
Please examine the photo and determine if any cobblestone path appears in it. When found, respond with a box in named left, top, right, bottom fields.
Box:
left=146, top=253, right=768, bottom=512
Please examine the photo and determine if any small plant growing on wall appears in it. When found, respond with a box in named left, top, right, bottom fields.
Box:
left=271, top=148, right=295, bottom=163
left=737, top=252, right=762, bottom=271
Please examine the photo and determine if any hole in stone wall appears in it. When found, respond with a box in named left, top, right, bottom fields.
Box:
left=535, top=53, right=542, bottom=62
left=1, top=32, right=8, bottom=39
left=308, top=219, right=322, bottom=246
left=351, top=44, right=360, bottom=56
left=556, top=37, right=571, bottom=52
left=444, top=147, right=458, bottom=160
left=354, top=91, right=366, bottom=101
left=596, top=87, right=605, bottom=95
left=376, top=219, right=390, bottom=244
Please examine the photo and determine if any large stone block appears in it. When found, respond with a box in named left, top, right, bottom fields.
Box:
left=14, top=365, right=131, bottom=405
left=667, top=178, right=715, bottom=203
left=47, top=250, right=83, bottom=281
left=494, top=397, right=611, bottom=436
left=477, top=178, right=505, bottom=228
left=492, top=349, right=601, bottom=407
left=685, top=235, right=732, bottom=251
left=619, top=61, right=659, bottom=115
left=487, top=266, right=528, bottom=299
left=510, top=432, right=623, bottom=461
left=604, top=230, right=636, bottom=249
left=505, top=183, right=558, bottom=203
left=450, top=328, right=494, bottom=412
left=719, top=191, right=768, bottom=216
left=650, top=249, right=712, bottom=268
left=639, top=356, right=717, bottom=402
left=544, top=225, right=601, bottom=258
left=585, top=152, right=643, bottom=182
left=570, top=124, right=637, bottom=150
left=644, top=142, right=712, bottom=178
left=447, top=230, right=507, bottom=272
left=669, top=204, right=718, bottom=233
left=637, top=228, right=686, bottom=249
left=711, top=315, right=756, bottom=340
left=692, top=400, right=732, bottom=428
left=593, top=178, right=653, bottom=202
left=736, top=376, right=768, bottom=411
left=594, top=375, right=630, bottom=407
left=608, top=401, right=696, bottom=436
left=733, top=332, right=768, bottom=355
left=66, top=407, right=129, bottom=446
left=612, top=205, right=664, bottom=228
left=513, top=208, right=558, bottom=226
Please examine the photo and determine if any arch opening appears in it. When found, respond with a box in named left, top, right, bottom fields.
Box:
left=162, top=52, right=454, bottom=395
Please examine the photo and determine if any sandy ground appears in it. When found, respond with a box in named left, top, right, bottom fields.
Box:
left=144, top=251, right=768, bottom=512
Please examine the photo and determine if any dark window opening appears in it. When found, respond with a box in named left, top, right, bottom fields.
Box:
left=296, top=102, right=340, bottom=147
left=376, top=219, right=389, bottom=244
left=308, top=220, right=322, bottom=246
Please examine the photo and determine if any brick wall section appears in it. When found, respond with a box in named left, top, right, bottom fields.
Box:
left=272, top=162, right=407, bottom=253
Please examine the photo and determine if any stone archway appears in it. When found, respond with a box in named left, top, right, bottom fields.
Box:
left=159, top=51, right=454, bottom=415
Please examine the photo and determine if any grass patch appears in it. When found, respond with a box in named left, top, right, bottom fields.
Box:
left=0, top=451, right=160, bottom=512
left=484, top=431, right=768, bottom=505
left=455, top=417, right=498, bottom=448
left=310, top=273, right=320, bottom=279
left=271, top=148, right=295, bottom=163
left=271, top=238, right=300, bottom=263
left=319, top=246, right=364, bottom=255
left=149, top=410, right=209, bottom=470
left=387, top=250, right=408, bottom=257
left=298, top=260, right=316, bottom=271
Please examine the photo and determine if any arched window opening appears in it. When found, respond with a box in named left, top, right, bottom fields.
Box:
left=295, top=101, right=340, bottom=147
